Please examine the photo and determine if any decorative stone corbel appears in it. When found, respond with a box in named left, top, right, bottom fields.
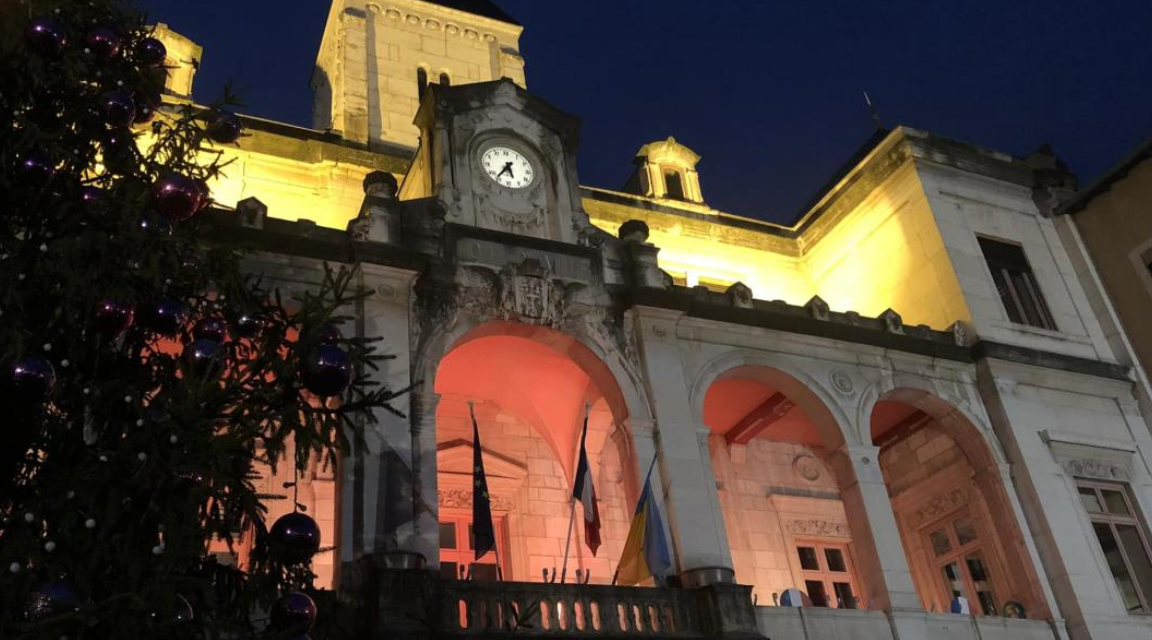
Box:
left=347, top=171, right=402, bottom=244
left=725, top=282, right=754, bottom=309
left=879, top=308, right=904, bottom=334
left=804, top=295, right=830, bottom=321
left=237, top=197, right=266, bottom=230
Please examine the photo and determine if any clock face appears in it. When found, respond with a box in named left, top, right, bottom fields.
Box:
left=481, top=147, right=535, bottom=189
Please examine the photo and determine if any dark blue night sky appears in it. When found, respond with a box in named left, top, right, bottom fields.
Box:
left=136, top=0, right=1152, bottom=224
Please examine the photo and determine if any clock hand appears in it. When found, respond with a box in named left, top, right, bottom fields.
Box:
left=497, top=162, right=514, bottom=179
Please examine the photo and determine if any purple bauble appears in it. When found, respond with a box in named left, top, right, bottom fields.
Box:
left=184, top=339, right=223, bottom=374
left=86, top=27, right=120, bottom=60
left=270, top=592, right=318, bottom=632
left=151, top=173, right=202, bottom=221
left=301, top=345, right=353, bottom=398
left=101, top=90, right=136, bottom=128
left=192, top=317, right=228, bottom=343
left=140, top=212, right=173, bottom=237
left=269, top=512, right=321, bottom=564
left=24, top=581, right=81, bottom=621
left=11, top=356, right=56, bottom=400
left=207, top=112, right=244, bottom=144
left=318, top=323, right=341, bottom=346
left=235, top=311, right=268, bottom=339
left=137, top=36, right=167, bottom=67
left=146, top=298, right=186, bottom=336
left=25, top=17, right=67, bottom=57
left=94, top=299, right=135, bottom=335
left=133, top=91, right=159, bottom=124
left=20, top=151, right=56, bottom=188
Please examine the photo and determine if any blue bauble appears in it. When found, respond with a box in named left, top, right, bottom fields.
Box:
left=270, top=591, right=318, bottom=632
left=12, top=355, right=56, bottom=400
left=269, top=512, right=321, bottom=564
left=301, top=345, right=353, bottom=398
left=183, top=339, right=223, bottom=375
left=25, top=17, right=67, bottom=57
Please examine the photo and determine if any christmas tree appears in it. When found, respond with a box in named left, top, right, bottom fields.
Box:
left=0, top=2, right=404, bottom=638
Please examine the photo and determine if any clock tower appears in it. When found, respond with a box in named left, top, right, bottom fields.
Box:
left=398, top=79, right=593, bottom=244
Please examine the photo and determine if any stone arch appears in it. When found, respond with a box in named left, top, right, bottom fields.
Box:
left=860, top=374, right=1006, bottom=470
left=410, top=318, right=651, bottom=580
left=414, top=317, right=654, bottom=437
left=869, top=385, right=1051, bottom=619
left=688, top=349, right=855, bottom=449
left=692, top=349, right=890, bottom=609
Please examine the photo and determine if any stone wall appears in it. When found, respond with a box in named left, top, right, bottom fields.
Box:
left=435, top=396, right=632, bottom=585
left=709, top=436, right=851, bottom=605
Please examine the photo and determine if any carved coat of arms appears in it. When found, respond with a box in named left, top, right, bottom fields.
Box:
left=500, top=257, right=566, bottom=327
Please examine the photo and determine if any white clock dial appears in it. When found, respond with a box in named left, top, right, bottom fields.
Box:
left=481, top=147, right=535, bottom=189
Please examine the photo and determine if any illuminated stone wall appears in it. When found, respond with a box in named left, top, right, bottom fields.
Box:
left=312, top=0, right=526, bottom=148
left=435, top=397, right=632, bottom=584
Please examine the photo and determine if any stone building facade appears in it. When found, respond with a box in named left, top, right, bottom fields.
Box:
left=154, top=2, right=1152, bottom=639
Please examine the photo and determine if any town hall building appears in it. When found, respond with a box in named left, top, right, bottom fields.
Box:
left=153, top=1, right=1152, bottom=639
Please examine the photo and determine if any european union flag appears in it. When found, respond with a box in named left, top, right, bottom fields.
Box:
left=470, top=403, right=496, bottom=560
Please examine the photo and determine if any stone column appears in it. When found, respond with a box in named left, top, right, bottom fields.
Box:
left=828, top=444, right=923, bottom=614
left=337, top=263, right=421, bottom=587
left=634, top=308, right=735, bottom=586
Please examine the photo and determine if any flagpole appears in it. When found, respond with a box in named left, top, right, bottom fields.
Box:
left=560, top=402, right=590, bottom=584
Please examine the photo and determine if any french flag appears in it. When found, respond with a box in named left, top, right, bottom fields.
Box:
left=573, top=411, right=602, bottom=556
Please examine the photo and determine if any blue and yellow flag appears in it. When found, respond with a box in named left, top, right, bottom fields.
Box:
left=615, top=455, right=671, bottom=586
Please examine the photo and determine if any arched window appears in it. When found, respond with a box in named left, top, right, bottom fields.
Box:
left=663, top=168, right=686, bottom=201
left=439, top=72, right=451, bottom=87
left=417, top=67, right=429, bottom=98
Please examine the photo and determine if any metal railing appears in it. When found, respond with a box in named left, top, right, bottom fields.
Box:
left=440, top=579, right=704, bottom=636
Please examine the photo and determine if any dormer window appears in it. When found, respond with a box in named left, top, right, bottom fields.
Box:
left=663, top=168, right=686, bottom=201
left=439, top=72, right=451, bottom=87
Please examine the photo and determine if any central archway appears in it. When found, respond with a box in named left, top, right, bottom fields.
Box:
left=432, top=321, right=640, bottom=584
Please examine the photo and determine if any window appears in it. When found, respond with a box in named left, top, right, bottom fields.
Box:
left=796, top=542, right=861, bottom=608
left=662, top=168, right=686, bottom=201
left=439, top=513, right=508, bottom=581
left=439, top=72, right=451, bottom=86
left=417, top=67, right=429, bottom=99
left=1079, top=481, right=1152, bottom=614
left=926, top=511, right=999, bottom=615
left=977, top=237, right=1056, bottom=330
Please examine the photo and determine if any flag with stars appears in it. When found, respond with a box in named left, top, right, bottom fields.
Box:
left=471, top=404, right=496, bottom=560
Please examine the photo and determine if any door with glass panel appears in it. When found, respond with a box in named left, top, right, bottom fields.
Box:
left=795, top=542, right=863, bottom=609
left=439, top=513, right=507, bottom=581
left=925, top=511, right=999, bottom=615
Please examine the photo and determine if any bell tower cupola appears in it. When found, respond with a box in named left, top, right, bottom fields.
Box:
left=311, top=0, right=526, bottom=150
left=624, top=136, right=706, bottom=205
